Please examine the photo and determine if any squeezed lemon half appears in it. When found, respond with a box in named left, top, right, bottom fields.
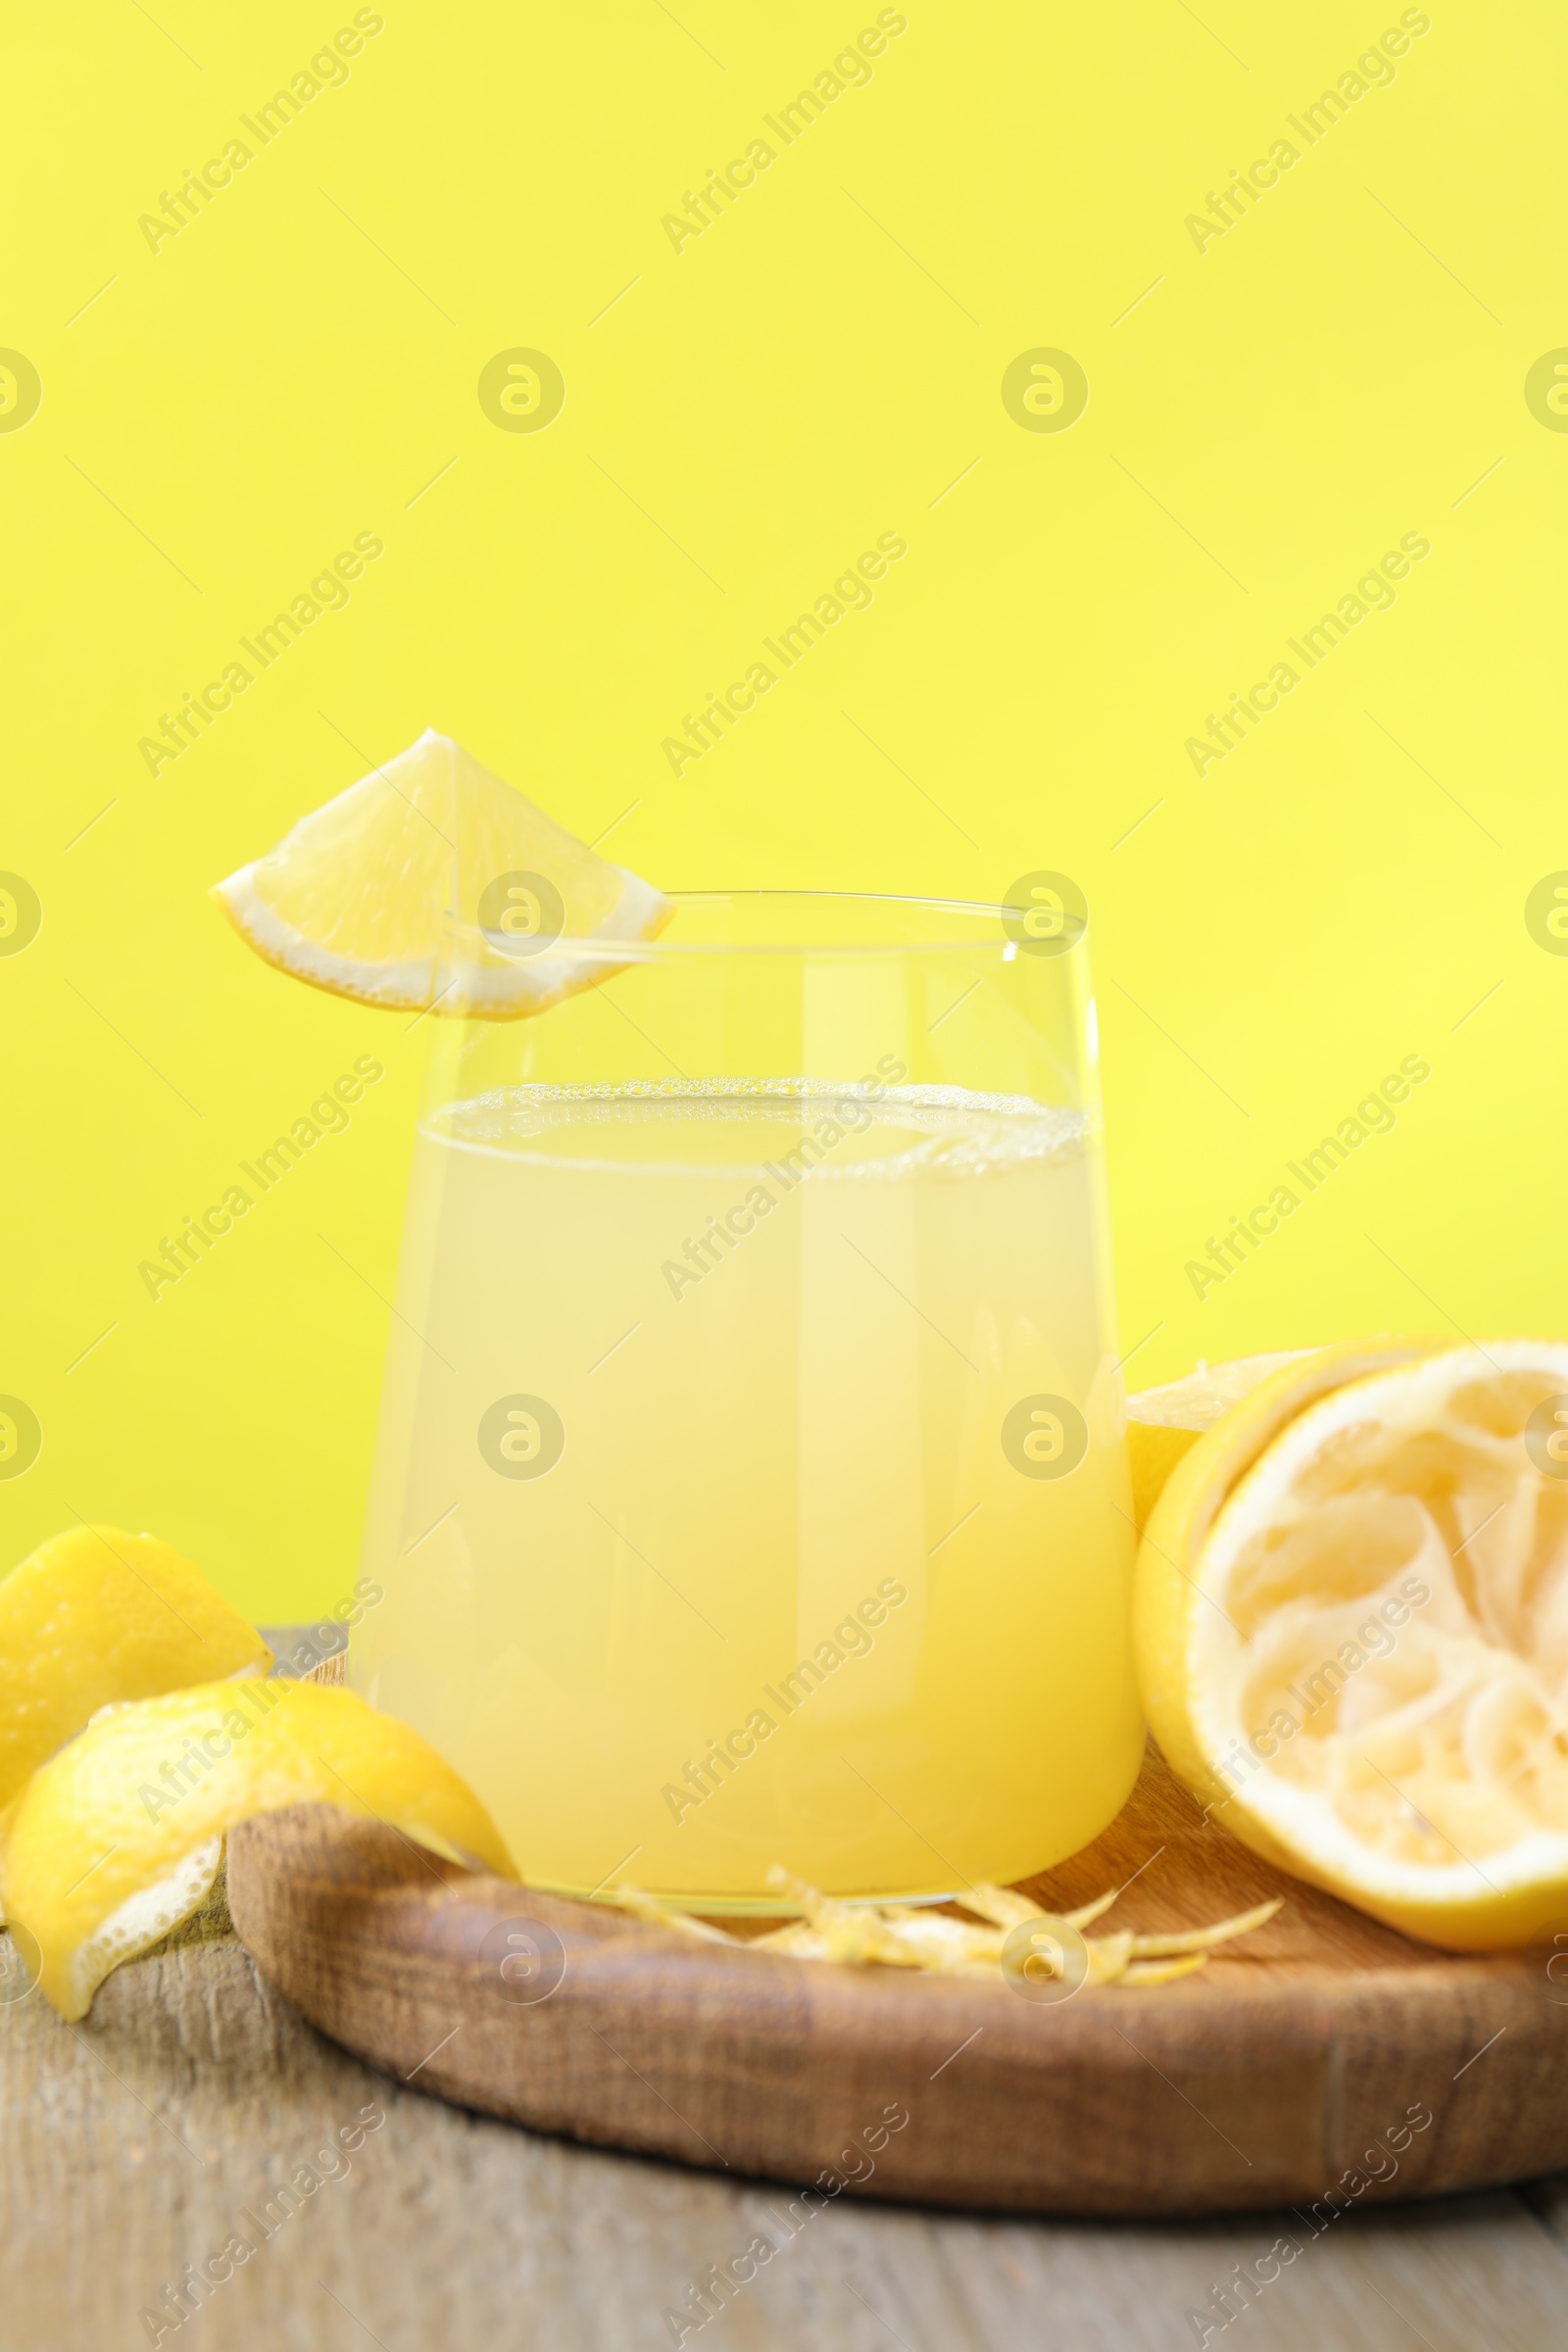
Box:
left=212, top=727, right=671, bottom=1015
left=1135, top=1339, right=1568, bottom=1950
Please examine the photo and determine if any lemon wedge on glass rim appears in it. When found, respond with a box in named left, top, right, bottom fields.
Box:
left=1135, top=1338, right=1568, bottom=1950
left=212, top=727, right=671, bottom=1016
left=0, top=1526, right=513, bottom=2019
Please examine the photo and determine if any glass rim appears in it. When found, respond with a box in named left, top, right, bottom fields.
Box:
left=538, top=889, right=1074, bottom=962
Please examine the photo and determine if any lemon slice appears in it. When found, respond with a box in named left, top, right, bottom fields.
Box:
left=212, top=727, right=671, bottom=1016
left=1127, top=1349, right=1311, bottom=1530
left=0, top=1524, right=270, bottom=1813
left=1, top=1679, right=514, bottom=2018
left=1136, top=1339, right=1568, bottom=1949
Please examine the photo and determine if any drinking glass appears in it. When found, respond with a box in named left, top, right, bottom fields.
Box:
left=349, top=889, right=1143, bottom=1905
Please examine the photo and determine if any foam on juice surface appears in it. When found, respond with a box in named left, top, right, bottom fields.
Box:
left=428, top=1078, right=1088, bottom=1179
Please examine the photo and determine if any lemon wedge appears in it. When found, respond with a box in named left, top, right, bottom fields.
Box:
left=1, top=1678, right=514, bottom=2019
left=0, top=1524, right=270, bottom=1813
left=1135, top=1339, right=1568, bottom=1950
left=1126, top=1349, right=1311, bottom=1531
left=212, top=727, right=671, bottom=1016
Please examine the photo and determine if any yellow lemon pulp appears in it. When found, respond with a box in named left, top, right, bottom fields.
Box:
left=2, top=1678, right=514, bottom=2019
left=212, top=727, right=671, bottom=1016
left=1136, top=1338, right=1568, bottom=1950
left=0, top=1524, right=270, bottom=1814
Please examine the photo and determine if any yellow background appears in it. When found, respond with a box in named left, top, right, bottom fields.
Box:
left=2, top=1, right=1562, bottom=1617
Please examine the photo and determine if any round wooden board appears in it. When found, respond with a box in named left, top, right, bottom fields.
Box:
left=226, top=1744, right=1568, bottom=2218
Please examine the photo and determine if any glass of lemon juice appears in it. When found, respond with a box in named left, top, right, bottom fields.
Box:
left=350, top=890, right=1143, bottom=1905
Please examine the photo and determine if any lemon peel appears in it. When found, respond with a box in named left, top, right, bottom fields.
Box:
left=609, top=1872, right=1282, bottom=1988
left=3, top=1677, right=514, bottom=2019
left=1135, top=1337, right=1568, bottom=1950
left=0, top=1524, right=270, bottom=1816
left=212, top=727, right=671, bottom=1017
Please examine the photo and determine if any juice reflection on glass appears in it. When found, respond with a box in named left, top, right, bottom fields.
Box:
left=351, top=894, right=1144, bottom=1905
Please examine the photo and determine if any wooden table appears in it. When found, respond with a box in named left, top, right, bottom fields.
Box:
left=4, top=1871, right=1568, bottom=2352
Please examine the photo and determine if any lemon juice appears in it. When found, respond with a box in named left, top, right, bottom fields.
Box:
left=352, top=1077, right=1144, bottom=1903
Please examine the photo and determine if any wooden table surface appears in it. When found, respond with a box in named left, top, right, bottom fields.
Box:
left=4, top=1872, right=1568, bottom=2352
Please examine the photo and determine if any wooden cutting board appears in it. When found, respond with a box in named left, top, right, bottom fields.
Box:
left=225, top=1735, right=1568, bottom=2218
